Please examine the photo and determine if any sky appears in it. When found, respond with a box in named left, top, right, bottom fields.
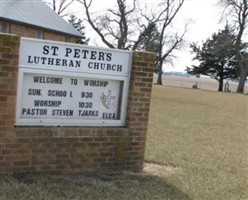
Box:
left=70, top=0, right=225, bottom=72
left=167, top=0, right=224, bottom=72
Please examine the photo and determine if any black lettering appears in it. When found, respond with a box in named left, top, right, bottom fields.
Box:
left=98, top=52, right=105, bottom=61
left=106, top=53, right=112, bottom=61
left=34, top=57, right=40, bottom=64
left=88, top=62, right=122, bottom=72
left=65, top=48, right=72, bottom=57
left=33, top=76, right=62, bottom=84
left=78, top=102, right=93, bottom=108
left=93, top=62, right=99, bottom=69
left=43, top=45, right=49, bottom=55
left=75, top=60, right=81, bottom=67
left=117, top=65, right=122, bottom=71
left=71, top=78, right=78, bottom=85
left=82, top=50, right=89, bottom=58
left=81, top=92, right=93, bottom=98
left=100, top=63, right=106, bottom=70
left=88, top=62, right=93, bottom=69
left=55, top=58, right=61, bottom=66
left=28, top=56, right=40, bottom=64
left=78, top=110, right=99, bottom=117
left=62, top=59, right=67, bottom=66
left=33, top=76, right=39, bottom=83
left=106, top=64, right=112, bottom=70
left=69, top=60, right=74, bottom=67
left=51, top=46, right=59, bottom=56
left=83, top=80, right=108, bottom=87
left=90, top=51, right=97, bottom=60
left=48, top=90, right=67, bottom=97
left=43, top=46, right=58, bottom=56
left=28, top=89, right=42, bottom=96
left=48, top=58, right=54, bottom=65
left=52, top=109, right=73, bottom=116
left=34, top=100, right=61, bottom=107
left=102, top=112, right=116, bottom=119
left=28, top=56, right=33, bottom=63
left=40, top=57, right=47, bottom=64
left=74, top=49, right=80, bottom=58
left=84, top=80, right=89, bottom=86
left=22, top=108, right=26, bottom=115
left=22, top=108, right=47, bottom=116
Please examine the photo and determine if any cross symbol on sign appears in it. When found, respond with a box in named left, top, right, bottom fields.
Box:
left=100, top=90, right=116, bottom=110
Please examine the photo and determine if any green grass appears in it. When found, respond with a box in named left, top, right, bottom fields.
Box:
left=146, top=86, right=248, bottom=200
left=0, top=86, right=247, bottom=200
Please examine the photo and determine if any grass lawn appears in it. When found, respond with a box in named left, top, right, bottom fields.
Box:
left=146, top=86, right=248, bottom=200
left=0, top=86, right=247, bottom=200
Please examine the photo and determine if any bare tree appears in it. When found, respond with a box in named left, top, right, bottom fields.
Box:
left=78, top=0, right=168, bottom=51
left=44, top=0, right=76, bottom=17
left=78, top=0, right=147, bottom=50
left=219, top=0, right=248, bottom=93
left=79, top=0, right=187, bottom=85
left=151, top=0, right=186, bottom=85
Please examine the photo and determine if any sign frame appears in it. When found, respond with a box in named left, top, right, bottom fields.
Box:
left=15, top=38, right=132, bottom=127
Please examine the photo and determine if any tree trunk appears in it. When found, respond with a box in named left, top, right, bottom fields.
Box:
left=218, top=78, right=224, bottom=92
left=157, top=72, right=162, bottom=85
left=156, top=63, right=163, bottom=85
left=236, top=71, right=248, bottom=93
left=236, top=62, right=248, bottom=93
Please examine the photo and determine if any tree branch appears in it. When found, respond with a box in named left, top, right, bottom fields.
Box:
left=78, top=0, right=116, bottom=48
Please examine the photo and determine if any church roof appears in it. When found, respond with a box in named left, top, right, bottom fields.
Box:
left=0, top=0, right=82, bottom=38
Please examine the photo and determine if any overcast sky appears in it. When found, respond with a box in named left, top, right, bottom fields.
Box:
left=167, top=0, right=224, bottom=72
left=71, top=0, right=224, bottom=72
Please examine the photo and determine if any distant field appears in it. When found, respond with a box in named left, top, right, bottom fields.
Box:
left=154, top=74, right=248, bottom=93
left=0, top=86, right=247, bottom=200
left=146, top=85, right=248, bottom=200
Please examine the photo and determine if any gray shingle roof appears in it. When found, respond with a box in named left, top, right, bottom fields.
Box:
left=0, top=0, right=83, bottom=38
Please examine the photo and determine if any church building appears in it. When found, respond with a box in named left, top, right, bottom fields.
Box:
left=0, top=0, right=83, bottom=43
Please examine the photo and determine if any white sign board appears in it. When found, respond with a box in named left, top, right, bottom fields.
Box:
left=16, top=38, right=132, bottom=126
left=19, top=38, right=131, bottom=76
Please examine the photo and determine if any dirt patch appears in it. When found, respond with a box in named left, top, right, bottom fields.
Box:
left=143, top=162, right=179, bottom=176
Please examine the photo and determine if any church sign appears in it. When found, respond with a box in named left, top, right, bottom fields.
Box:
left=16, top=38, right=132, bottom=126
